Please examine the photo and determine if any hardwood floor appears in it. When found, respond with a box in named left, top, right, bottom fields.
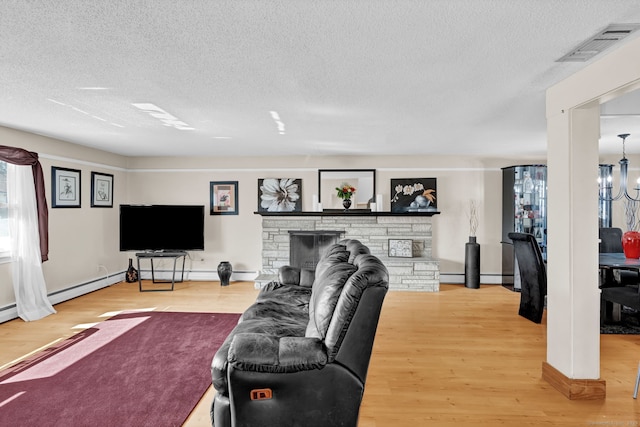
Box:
left=1, top=281, right=639, bottom=426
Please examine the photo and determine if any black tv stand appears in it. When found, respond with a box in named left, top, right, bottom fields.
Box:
left=135, top=251, right=187, bottom=292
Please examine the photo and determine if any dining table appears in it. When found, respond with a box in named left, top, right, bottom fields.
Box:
left=598, top=252, right=640, bottom=321
left=599, top=252, right=640, bottom=270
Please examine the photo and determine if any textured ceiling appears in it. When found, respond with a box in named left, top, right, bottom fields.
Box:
left=1, top=0, right=640, bottom=158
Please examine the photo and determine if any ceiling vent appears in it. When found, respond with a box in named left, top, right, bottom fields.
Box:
left=556, top=23, right=640, bottom=62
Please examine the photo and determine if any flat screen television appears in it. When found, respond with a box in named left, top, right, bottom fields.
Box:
left=119, top=204, right=205, bottom=251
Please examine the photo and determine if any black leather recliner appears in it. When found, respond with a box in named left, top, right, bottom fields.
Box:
left=210, top=239, right=389, bottom=427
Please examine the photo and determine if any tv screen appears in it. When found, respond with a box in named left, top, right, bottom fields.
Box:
left=119, top=205, right=205, bottom=251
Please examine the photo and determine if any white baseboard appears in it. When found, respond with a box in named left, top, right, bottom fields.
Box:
left=0, top=306, right=17, bottom=324
left=0, top=270, right=506, bottom=323
left=137, top=269, right=259, bottom=282
left=0, top=272, right=124, bottom=324
left=440, top=273, right=505, bottom=285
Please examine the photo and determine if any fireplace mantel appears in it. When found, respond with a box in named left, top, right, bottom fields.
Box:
left=258, top=212, right=440, bottom=291
left=255, top=211, right=440, bottom=217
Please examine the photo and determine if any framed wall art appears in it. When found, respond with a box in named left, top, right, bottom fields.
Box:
left=389, top=239, right=413, bottom=258
left=390, top=178, right=437, bottom=213
left=91, top=172, right=113, bottom=208
left=52, top=166, right=81, bottom=208
left=257, top=178, right=302, bottom=212
left=210, top=181, right=239, bottom=215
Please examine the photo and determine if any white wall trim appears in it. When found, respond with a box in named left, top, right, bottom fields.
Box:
left=0, top=272, right=123, bottom=324
left=37, top=153, right=505, bottom=174
left=440, top=273, right=504, bottom=285
left=138, top=269, right=258, bottom=282
left=39, top=153, right=127, bottom=172
left=0, top=269, right=260, bottom=323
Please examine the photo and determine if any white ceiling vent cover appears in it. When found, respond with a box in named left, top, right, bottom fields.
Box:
left=557, top=23, right=640, bottom=62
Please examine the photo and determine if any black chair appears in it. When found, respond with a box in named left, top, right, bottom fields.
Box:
left=508, top=232, right=547, bottom=323
left=599, top=227, right=639, bottom=287
left=599, top=227, right=624, bottom=253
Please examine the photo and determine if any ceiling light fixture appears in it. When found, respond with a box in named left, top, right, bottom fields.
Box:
left=599, top=133, right=640, bottom=202
left=132, top=103, right=194, bottom=130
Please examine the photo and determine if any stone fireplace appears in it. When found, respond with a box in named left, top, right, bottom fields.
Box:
left=257, top=213, right=440, bottom=291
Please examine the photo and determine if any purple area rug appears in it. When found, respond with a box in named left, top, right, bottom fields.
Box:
left=0, top=311, right=240, bottom=426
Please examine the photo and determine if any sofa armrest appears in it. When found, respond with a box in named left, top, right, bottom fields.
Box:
left=278, top=266, right=314, bottom=287
left=228, top=333, right=327, bottom=373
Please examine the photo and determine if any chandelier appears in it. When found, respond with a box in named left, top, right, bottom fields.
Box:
left=599, top=133, right=640, bottom=202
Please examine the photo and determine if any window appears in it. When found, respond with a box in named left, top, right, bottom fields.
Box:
left=0, top=161, right=9, bottom=259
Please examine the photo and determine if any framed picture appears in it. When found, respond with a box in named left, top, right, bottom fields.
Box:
left=258, top=178, right=302, bottom=212
left=51, top=166, right=81, bottom=208
left=210, top=181, right=239, bottom=215
left=390, top=178, right=437, bottom=213
left=389, top=239, right=413, bottom=258
left=91, top=172, right=113, bottom=207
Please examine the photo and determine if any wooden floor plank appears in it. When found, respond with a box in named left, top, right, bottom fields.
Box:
left=1, top=281, right=639, bottom=426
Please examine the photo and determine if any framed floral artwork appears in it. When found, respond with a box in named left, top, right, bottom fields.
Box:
left=258, top=178, right=302, bottom=212
left=210, top=181, right=239, bottom=215
left=52, top=166, right=81, bottom=208
left=390, top=178, right=437, bottom=213
left=91, top=172, right=113, bottom=207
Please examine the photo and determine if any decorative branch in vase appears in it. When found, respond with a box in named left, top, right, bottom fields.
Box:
left=468, top=200, right=479, bottom=240
left=465, top=199, right=480, bottom=288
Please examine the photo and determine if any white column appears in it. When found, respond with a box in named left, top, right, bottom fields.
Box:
left=546, top=104, right=601, bottom=378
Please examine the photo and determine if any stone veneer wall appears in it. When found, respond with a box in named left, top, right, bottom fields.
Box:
left=261, top=215, right=439, bottom=291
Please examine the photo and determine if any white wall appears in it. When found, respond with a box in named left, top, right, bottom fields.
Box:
left=0, top=125, right=545, bottom=320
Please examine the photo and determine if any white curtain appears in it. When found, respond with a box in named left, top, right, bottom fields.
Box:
left=7, top=163, right=56, bottom=321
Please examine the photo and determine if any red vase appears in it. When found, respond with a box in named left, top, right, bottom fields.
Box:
left=622, top=231, right=640, bottom=259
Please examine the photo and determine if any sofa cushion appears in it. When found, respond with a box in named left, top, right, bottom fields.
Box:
left=228, top=334, right=327, bottom=373
left=212, top=316, right=309, bottom=393
left=305, top=261, right=357, bottom=339
left=324, top=253, right=389, bottom=359
left=278, top=266, right=315, bottom=288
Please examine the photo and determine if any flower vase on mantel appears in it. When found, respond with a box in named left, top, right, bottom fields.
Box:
left=343, top=198, right=352, bottom=211
left=622, top=231, right=640, bottom=259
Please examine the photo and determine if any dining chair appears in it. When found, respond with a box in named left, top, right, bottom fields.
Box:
left=507, top=232, right=547, bottom=324
left=599, top=227, right=640, bottom=287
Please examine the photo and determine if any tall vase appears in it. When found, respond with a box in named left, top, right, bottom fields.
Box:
left=622, top=231, right=640, bottom=259
left=342, top=198, right=352, bottom=211
left=125, top=258, right=138, bottom=283
left=464, top=236, right=480, bottom=289
left=217, top=261, right=233, bottom=286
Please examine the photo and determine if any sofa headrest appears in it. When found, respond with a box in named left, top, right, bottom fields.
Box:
left=305, top=240, right=388, bottom=354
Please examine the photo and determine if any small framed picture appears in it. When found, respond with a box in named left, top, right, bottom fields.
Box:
left=52, top=166, right=81, bottom=208
left=210, top=181, right=239, bottom=215
left=389, top=239, right=413, bottom=258
left=258, top=178, right=302, bottom=212
left=91, top=172, right=114, bottom=208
